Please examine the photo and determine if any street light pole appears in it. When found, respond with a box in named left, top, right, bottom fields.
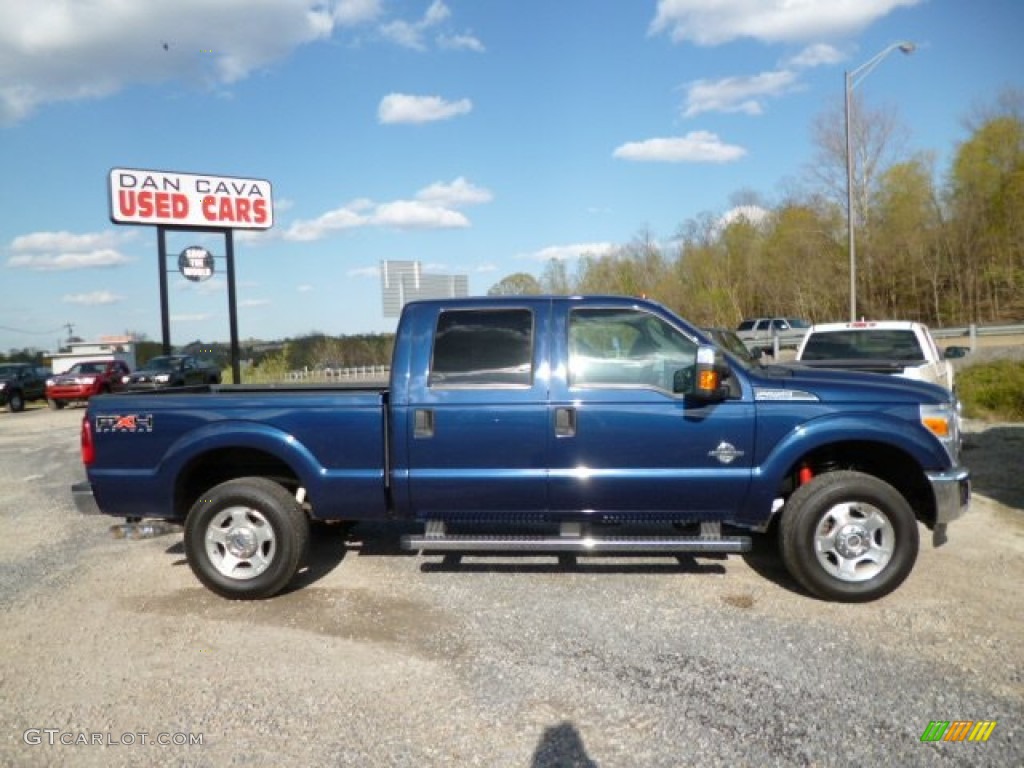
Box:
left=845, top=41, right=915, bottom=321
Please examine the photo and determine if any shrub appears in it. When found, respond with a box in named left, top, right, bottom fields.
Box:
left=957, top=361, right=1024, bottom=422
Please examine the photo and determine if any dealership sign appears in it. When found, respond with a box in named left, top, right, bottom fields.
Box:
left=108, top=168, right=273, bottom=230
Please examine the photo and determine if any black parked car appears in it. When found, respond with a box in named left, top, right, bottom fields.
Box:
left=0, top=363, right=50, bottom=412
left=126, top=355, right=221, bottom=390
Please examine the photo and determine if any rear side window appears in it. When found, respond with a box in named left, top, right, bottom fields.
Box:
left=737, top=320, right=755, bottom=331
left=430, top=309, right=534, bottom=387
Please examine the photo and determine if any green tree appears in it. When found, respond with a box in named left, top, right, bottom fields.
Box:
left=487, top=272, right=542, bottom=296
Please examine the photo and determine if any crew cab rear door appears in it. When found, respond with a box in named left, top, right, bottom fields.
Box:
left=548, top=303, right=755, bottom=518
left=400, top=302, right=552, bottom=516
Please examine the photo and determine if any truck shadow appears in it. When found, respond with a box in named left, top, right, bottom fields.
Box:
left=961, top=425, right=1024, bottom=511
left=738, top=532, right=810, bottom=598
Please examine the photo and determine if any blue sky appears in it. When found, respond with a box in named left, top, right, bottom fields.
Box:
left=1, top=0, right=1021, bottom=352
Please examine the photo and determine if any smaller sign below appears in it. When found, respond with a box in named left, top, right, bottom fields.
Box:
left=178, top=246, right=215, bottom=282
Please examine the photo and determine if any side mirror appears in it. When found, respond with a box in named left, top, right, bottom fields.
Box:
left=674, top=345, right=730, bottom=401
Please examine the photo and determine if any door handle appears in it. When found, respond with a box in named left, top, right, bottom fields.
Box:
left=555, top=407, right=576, bottom=437
left=414, top=409, right=435, bottom=438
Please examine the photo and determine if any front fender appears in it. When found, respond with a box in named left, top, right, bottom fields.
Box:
left=744, top=413, right=950, bottom=523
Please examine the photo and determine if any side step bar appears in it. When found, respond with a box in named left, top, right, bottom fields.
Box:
left=401, top=521, right=751, bottom=555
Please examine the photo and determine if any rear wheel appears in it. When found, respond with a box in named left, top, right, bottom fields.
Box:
left=184, top=477, right=309, bottom=600
left=779, top=471, right=918, bottom=602
left=47, top=398, right=65, bottom=410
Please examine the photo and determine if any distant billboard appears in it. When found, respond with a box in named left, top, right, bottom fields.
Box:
left=381, top=260, right=469, bottom=318
left=108, top=168, right=273, bottom=229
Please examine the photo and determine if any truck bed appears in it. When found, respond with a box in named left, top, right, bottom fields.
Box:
left=85, top=385, right=391, bottom=522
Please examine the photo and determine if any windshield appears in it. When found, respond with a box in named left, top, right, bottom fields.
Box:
left=0, top=365, right=21, bottom=378
left=144, top=357, right=178, bottom=371
left=68, top=362, right=106, bottom=375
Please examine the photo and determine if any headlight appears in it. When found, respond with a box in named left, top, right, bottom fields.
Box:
left=79, top=376, right=96, bottom=385
left=920, top=402, right=960, bottom=463
left=0, top=382, right=6, bottom=390
left=155, top=373, right=171, bottom=383
left=46, top=378, right=55, bottom=386
left=121, top=375, right=130, bottom=384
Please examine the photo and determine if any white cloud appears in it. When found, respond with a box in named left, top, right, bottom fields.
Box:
left=649, top=0, right=923, bottom=45
left=613, top=132, right=747, bottom=163
left=7, top=249, right=133, bottom=271
left=11, top=230, right=123, bottom=252
left=373, top=200, right=469, bottom=229
left=61, top=290, right=124, bottom=306
left=416, top=177, right=492, bottom=207
left=520, top=243, right=617, bottom=262
left=332, top=0, right=383, bottom=26
left=296, top=284, right=314, bottom=292
left=683, top=70, right=801, bottom=117
left=239, top=299, right=271, bottom=308
left=437, top=33, right=485, bottom=53
left=378, top=93, right=472, bottom=124
left=284, top=178, right=492, bottom=241
left=0, top=0, right=382, bottom=124
left=380, top=0, right=450, bottom=50
left=785, top=43, right=845, bottom=69
left=718, top=205, right=769, bottom=230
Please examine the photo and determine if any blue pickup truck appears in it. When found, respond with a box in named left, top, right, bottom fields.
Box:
left=73, top=296, right=969, bottom=603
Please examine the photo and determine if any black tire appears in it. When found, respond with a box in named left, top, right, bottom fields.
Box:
left=7, top=390, right=24, bottom=413
left=184, top=477, right=309, bottom=600
left=47, top=398, right=66, bottom=410
left=779, top=470, right=918, bottom=602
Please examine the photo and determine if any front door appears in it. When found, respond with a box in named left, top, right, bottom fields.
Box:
left=548, top=305, right=754, bottom=519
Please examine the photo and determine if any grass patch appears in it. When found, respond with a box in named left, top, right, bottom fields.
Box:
left=957, top=360, right=1024, bottom=421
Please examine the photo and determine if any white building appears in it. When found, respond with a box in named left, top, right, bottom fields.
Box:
left=48, top=336, right=137, bottom=375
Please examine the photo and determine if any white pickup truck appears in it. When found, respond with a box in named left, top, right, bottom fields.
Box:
left=794, top=321, right=955, bottom=392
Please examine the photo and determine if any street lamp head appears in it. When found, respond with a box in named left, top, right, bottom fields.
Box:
left=898, top=42, right=916, bottom=54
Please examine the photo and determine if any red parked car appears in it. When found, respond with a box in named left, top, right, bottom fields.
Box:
left=46, top=359, right=131, bottom=409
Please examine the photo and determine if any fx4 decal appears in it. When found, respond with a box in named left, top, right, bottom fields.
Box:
left=96, top=414, right=154, bottom=433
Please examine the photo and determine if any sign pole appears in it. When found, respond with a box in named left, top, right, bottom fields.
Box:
left=224, top=229, right=241, bottom=384
left=157, top=226, right=171, bottom=355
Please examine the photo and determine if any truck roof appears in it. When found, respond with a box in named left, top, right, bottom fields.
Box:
left=807, top=321, right=928, bottom=332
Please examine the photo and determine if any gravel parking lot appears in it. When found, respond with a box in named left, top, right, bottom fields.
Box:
left=1, top=404, right=1021, bottom=767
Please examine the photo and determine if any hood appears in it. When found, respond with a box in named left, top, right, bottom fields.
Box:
left=750, top=363, right=951, bottom=405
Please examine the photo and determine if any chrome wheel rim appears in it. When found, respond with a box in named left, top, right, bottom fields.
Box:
left=205, top=506, right=276, bottom=580
left=813, top=502, right=894, bottom=582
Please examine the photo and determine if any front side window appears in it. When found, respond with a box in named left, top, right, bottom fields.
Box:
left=430, top=308, right=534, bottom=387
left=568, top=308, right=697, bottom=391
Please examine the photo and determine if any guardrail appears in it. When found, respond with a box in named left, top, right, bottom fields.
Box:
left=931, top=323, right=1024, bottom=349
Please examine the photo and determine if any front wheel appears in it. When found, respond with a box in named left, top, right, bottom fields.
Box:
left=47, top=398, right=65, bottom=410
left=779, top=471, right=918, bottom=602
left=7, top=390, right=25, bottom=412
left=184, top=477, right=309, bottom=600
